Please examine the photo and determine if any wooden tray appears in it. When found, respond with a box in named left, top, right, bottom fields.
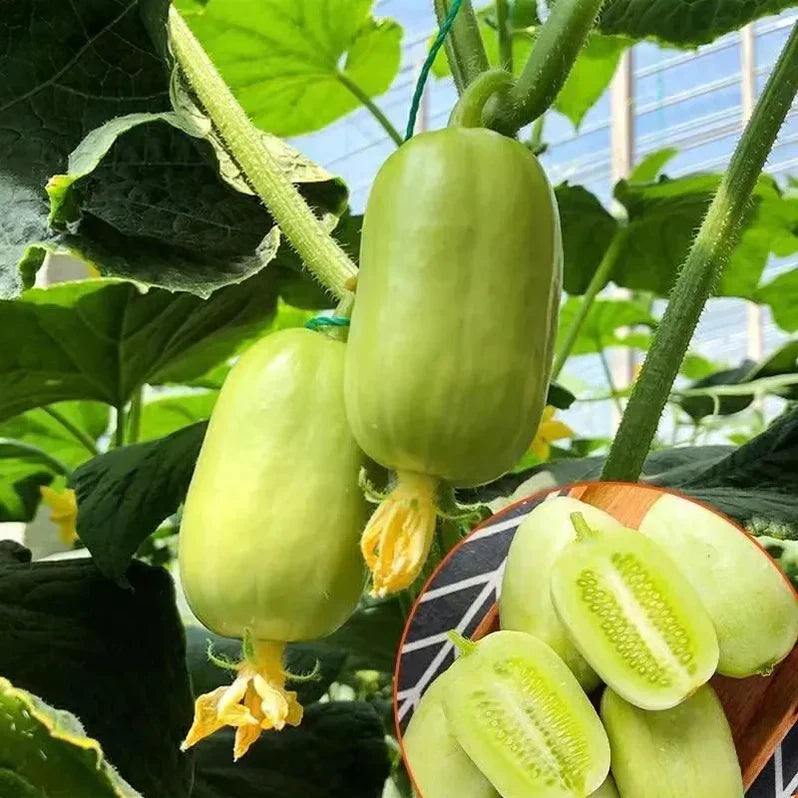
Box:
left=470, top=481, right=798, bottom=790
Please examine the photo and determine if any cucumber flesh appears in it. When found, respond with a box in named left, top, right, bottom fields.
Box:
left=551, top=519, right=719, bottom=710
left=601, top=685, right=744, bottom=797
left=501, top=497, right=627, bottom=691
left=403, top=669, right=498, bottom=798
left=443, top=631, right=610, bottom=798
left=590, top=776, right=620, bottom=797
left=639, top=493, right=798, bottom=677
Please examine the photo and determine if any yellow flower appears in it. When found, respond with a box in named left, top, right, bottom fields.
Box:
left=530, top=406, right=575, bottom=462
left=39, top=486, right=79, bottom=546
left=182, top=639, right=303, bottom=761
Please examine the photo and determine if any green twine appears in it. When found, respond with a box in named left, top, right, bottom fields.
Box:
left=405, top=0, right=463, bottom=141
left=305, top=316, right=351, bottom=330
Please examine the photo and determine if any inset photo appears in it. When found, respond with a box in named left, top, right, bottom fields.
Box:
left=394, top=482, right=798, bottom=798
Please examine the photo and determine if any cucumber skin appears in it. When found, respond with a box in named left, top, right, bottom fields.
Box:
left=500, top=497, right=627, bottom=691
left=345, top=127, right=562, bottom=488
left=639, top=493, right=798, bottom=677
left=591, top=777, right=620, bottom=797
left=443, top=631, right=610, bottom=798
left=601, top=685, right=744, bottom=798
left=404, top=670, right=498, bottom=798
left=179, top=329, right=367, bottom=642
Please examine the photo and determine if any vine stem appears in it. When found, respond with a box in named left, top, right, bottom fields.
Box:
left=114, top=405, right=126, bottom=448
left=434, top=0, right=489, bottom=93
left=449, top=69, right=514, bottom=127
left=486, top=0, right=605, bottom=134
left=336, top=72, right=403, bottom=146
left=597, top=348, right=623, bottom=416
left=495, top=0, right=513, bottom=71
left=168, top=9, right=357, bottom=299
left=601, top=22, right=798, bottom=482
left=41, top=406, right=99, bottom=457
left=552, top=230, right=625, bottom=379
left=127, top=387, right=143, bottom=445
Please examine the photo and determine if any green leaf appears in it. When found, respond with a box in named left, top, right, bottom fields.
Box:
left=0, top=274, right=279, bottom=421
left=547, top=383, right=577, bottom=410
left=139, top=394, right=218, bottom=441
left=1, top=0, right=348, bottom=298
left=176, top=0, right=402, bottom=137
left=0, top=678, right=141, bottom=797
left=756, top=268, right=798, bottom=332
left=0, top=557, right=194, bottom=797
left=628, top=149, right=679, bottom=183
left=192, top=702, right=391, bottom=798
left=0, top=402, right=108, bottom=521
left=70, top=422, right=207, bottom=582
left=598, top=0, right=797, bottom=46
left=555, top=183, right=619, bottom=295
left=554, top=34, right=629, bottom=128
left=556, top=297, right=657, bottom=356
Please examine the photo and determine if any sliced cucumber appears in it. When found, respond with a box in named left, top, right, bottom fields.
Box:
left=443, top=631, right=610, bottom=798
left=501, top=497, right=627, bottom=691
left=639, top=493, right=798, bottom=676
left=551, top=514, right=719, bottom=710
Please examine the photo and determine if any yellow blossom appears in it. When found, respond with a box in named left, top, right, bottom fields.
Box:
left=530, top=406, right=575, bottom=462
left=39, top=486, right=79, bottom=546
left=182, top=639, right=302, bottom=761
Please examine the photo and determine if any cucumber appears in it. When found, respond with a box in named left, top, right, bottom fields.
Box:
left=500, top=496, right=627, bottom=691
left=443, top=631, right=610, bottom=798
left=550, top=514, right=719, bottom=710
left=591, top=777, right=620, bottom=797
left=601, top=685, right=744, bottom=797
left=404, top=669, right=498, bottom=798
left=639, top=493, right=798, bottom=676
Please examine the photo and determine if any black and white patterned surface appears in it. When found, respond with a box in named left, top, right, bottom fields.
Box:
left=395, top=489, right=798, bottom=797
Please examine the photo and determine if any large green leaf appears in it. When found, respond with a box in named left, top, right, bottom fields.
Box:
left=555, top=297, right=657, bottom=357
left=0, top=402, right=109, bottom=522
left=556, top=183, right=620, bottom=295
left=139, top=393, right=218, bottom=441
left=757, top=268, right=798, bottom=332
left=0, top=274, right=279, bottom=421
left=192, top=702, right=390, bottom=798
left=598, top=0, right=797, bottom=45
left=0, top=0, right=348, bottom=298
left=0, top=678, right=140, bottom=797
left=176, top=0, right=402, bottom=137
left=70, top=422, right=207, bottom=582
left=0, top=556, right=194, bottom=797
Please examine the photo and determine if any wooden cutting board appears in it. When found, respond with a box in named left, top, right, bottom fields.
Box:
left=471, top=481, right=798, bottom=789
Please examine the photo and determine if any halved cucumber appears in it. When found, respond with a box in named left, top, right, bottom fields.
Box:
left=590, top=776, right=620, bottom=797
left=601, top=685, right=744, bottom=797
left=403, top=668, right=498, bottom=798
left=443, top=630, right=610, bottom=798
left=551, top=514, right=719, bottom=710
left=500, top=497, right=627, bottom=691
left=639, top=493, right=798, bottom=676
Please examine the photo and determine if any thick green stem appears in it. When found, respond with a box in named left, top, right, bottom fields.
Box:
left=486, top=0, right=605, bottom=134
left=552, top=230, right=625, bottom=379
left=41, top=406, right=99, bottom=457
left=127, top=387, right=143, bottom=445
left=434, top=0, right=490, bottom=93
left=114, top=406, right=125, bottom=448
left=169, top=9, right=357, bottom=298
left=449, top=69, right=514, bottom=127
left=496, top=0, right=513, bottom=71
left=601, top=23, right=798, bottom=482
left=336, top=72, right=403, bottom=146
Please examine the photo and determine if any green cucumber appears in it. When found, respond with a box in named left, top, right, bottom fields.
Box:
left=404, top=669, right=498, bottom=798
left=501, top=496, right=627, bottom=691
left=443, top=631, right=610, bottom=798
left=590, top=776, right=620, bottom=797
left=550, top=514, right=719, bottom=710
left=601, top=685, right=744, bottom=797
left=639, top=493, right=798, bottom=676
left=180, top=328, right=367, bottom=642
